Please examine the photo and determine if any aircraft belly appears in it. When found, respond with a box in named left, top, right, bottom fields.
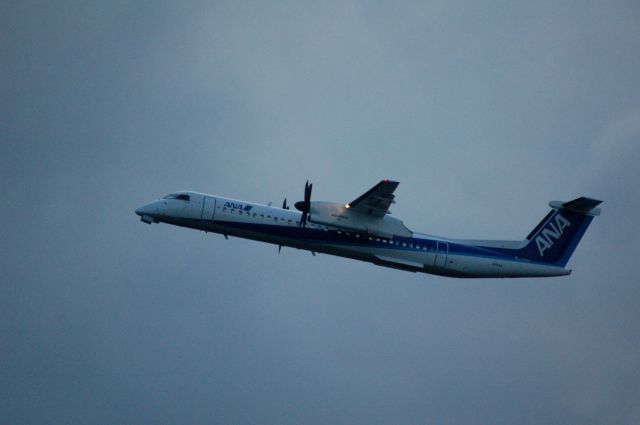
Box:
left=317, top=243, right=433, bottom=271
left=444, top=254, right=570, bottom=278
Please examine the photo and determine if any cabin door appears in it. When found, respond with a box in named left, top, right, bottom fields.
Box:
left=434, top=242, right=449, bottom=267
left=201, top=196, right=216, bottom=221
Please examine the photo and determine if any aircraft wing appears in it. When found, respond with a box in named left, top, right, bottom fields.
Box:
left=346, top=179, right=399, bottom=217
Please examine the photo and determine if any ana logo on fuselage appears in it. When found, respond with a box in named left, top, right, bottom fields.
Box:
left=224, top=201, right=253, bottom=211
left=536, top=213, right=571, bottom=257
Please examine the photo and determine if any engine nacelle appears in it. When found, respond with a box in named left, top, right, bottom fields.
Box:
left=308, top=201, right=412, bottom=238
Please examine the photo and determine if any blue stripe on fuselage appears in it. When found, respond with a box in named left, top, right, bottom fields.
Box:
left=167, top=217, right=544, bottom=266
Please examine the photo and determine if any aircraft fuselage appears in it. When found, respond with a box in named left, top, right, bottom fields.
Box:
left=135, top=191, right=593, bottom=278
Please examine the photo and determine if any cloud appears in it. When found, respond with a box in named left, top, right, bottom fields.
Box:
left=2, top=1, right=639, bottom=424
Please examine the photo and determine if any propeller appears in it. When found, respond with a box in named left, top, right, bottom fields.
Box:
left=294, top=180, right=313, bottom=227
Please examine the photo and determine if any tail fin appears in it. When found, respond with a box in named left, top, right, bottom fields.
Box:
left=518, top=197, right=602, bottom=267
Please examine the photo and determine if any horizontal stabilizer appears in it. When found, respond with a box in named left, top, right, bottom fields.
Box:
left=549, top=197, right=602, bottom=216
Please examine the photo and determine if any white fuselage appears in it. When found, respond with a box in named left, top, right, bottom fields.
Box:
left=135, top=191, right=571, bottom=278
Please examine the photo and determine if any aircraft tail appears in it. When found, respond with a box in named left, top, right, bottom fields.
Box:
left=517, top=197, right=602, bottom=267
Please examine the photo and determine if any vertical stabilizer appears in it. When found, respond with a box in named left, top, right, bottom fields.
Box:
left=518, top=197, right=601, bottom=267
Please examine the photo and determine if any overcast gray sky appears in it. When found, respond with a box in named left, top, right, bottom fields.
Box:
left=2, top=1, right=639, bottom=424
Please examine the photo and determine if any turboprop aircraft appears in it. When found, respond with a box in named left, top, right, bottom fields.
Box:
left=135, top=180, right=601, bottom=278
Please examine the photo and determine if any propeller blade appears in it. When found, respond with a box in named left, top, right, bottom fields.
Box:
left=295, top=180, right=313, bottom=227
left=282, top=198, right=288, bottom=210
left=305, top=181, right=312, bottom=203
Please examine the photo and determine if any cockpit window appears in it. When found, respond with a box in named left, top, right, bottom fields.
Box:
left=164, top=194, right=190, bottom=201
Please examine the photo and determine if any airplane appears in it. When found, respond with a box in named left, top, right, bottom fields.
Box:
left=135, top=180, right=601, bottom=278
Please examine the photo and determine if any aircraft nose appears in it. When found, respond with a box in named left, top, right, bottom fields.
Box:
left=135, top=206, right=146, bottom=216
left=135, top=203, right=157, bottom=224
